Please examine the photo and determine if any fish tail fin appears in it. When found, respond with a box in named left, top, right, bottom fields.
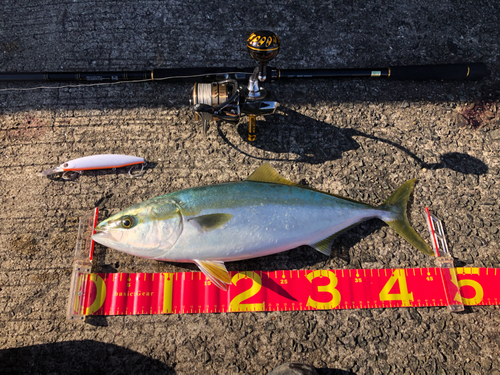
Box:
left=379, top=179, right=434, bottom=256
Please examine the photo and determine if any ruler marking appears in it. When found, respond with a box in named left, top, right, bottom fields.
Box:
left=80, top=267, right=500, bottom=316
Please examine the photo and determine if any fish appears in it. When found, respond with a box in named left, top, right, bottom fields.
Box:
left=92, top=163, right=433, bottom=290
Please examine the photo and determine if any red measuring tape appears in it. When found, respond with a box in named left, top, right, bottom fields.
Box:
left=68, top=267, right=498, bottom=318
left=67, top=208, right=499, bottom=320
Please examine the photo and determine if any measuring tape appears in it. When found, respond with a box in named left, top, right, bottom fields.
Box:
left=67, top=208, right=499, bottom=320
left=68, top=267, right=498, bottom=318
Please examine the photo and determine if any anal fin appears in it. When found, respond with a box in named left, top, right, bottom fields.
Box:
left=310, top=235, right=334, bottom=256
left=194, top=260, right=232, bottom=291
left=310, top=224, right=360, bottom=256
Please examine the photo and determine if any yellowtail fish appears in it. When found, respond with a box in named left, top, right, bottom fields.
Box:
left=92, top=163, right=432, bottom=290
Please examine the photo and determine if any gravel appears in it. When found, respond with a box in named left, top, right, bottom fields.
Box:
left=1, top=0, right=499, bottom=374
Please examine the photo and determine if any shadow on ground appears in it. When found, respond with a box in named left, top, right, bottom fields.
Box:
left=0, top=340, right=174, bottom=374
left=220, top=107, right=488, bottom=175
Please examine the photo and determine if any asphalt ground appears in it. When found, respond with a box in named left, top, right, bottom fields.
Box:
left=1, top=1, right=499, bottom=374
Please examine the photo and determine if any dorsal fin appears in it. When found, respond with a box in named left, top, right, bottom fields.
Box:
left=246, top=163, right=372, bottom=206
left=246, top=163, right=300, bottom=186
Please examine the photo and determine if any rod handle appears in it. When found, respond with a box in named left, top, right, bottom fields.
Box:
left=389, top=63, right=489, bottom=80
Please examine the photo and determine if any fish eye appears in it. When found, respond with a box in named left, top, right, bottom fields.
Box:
left=120, top=216, right=135, bottom=229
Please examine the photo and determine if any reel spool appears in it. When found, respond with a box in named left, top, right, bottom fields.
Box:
left=190, top=80, right=241, bottom=133
left=189, top=31, right=280, bottom=140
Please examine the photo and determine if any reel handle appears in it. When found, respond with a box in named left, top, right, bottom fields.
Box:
left=247, top=31, right=280, bottom=82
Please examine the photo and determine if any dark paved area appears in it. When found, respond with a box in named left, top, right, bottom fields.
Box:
left=1, top=1, right=499, bottom=373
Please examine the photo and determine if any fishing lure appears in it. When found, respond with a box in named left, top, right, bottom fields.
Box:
left=40, top=154, right=146, bottom=180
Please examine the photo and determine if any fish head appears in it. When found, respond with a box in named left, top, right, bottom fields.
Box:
left=92, top=197, right=183, bottom=259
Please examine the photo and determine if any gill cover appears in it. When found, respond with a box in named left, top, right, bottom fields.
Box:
left=93, top=197, right=183, bottom=259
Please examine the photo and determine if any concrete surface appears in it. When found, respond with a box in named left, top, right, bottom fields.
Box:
left=1, top=0, right=499, bottom=373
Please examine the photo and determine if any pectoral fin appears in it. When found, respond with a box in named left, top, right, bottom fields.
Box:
left=187, top=213, right=233, bottom=232
left=194, top=260, right=232, bottom=291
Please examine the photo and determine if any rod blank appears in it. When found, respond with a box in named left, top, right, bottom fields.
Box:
left=273, top=63, right=489, bottom=81
left=0, top=63, right=489, bottom=83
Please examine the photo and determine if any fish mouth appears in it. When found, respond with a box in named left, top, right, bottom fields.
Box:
left=92, top=228, right=124, bottom=245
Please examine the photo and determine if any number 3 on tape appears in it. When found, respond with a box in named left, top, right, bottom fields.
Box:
left=306, top=270, right=341, bottom=309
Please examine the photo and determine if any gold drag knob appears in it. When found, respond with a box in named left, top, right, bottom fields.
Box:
left=248, top=115, right=256, bottom=141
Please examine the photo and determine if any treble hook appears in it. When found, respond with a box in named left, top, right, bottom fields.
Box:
left=129, top=162, right=146, bottom=177
left=62, top=171, right=81, bottom=180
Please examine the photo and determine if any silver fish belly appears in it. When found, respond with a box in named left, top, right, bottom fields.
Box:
left=166, top=181, right=388, bottom=262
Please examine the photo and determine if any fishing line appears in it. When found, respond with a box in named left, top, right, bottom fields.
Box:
left=0, top=72, right=252, bottom=93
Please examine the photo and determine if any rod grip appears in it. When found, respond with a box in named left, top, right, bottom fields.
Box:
left=389, top=63, right=489, bottom=80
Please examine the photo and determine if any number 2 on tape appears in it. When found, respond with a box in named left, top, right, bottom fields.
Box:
left=230, top=272, right=265, bottom=312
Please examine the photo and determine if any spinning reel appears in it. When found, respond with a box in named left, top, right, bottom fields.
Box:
left=190, top=31, right=280, bottom=141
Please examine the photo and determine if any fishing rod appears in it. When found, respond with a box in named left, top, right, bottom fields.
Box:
left=0, top=30, right=490, bottom=140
